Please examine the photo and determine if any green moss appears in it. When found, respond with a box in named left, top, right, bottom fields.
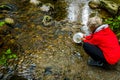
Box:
left=0, top=21, right=5, bottom=27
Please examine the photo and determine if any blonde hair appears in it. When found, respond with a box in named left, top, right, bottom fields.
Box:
left=87, top=16, right=102, bottom=28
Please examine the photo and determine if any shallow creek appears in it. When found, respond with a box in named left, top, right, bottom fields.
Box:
left=0, top=0, right=120, bottom=80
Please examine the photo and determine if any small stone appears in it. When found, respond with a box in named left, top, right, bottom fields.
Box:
left=0, top=14, right=5, bottom=19
left=29, top=63, right=36, bottom=70
left=44, top=67, right=52, bottom=75
left=4, top=18, right=14, bottom=24
left=42, top=15, right=54, bottom=27
left=0, top=73, right=3, bottom=79
left=40, top=5, right=50, bottom=12
left=30, top=0, right=41, bottom=5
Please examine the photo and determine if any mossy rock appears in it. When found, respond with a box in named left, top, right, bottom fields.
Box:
left=100, top=0, right=119, bottom=15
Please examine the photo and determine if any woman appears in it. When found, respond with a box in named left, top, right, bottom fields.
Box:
left=82, top=16, right=120, bottom=67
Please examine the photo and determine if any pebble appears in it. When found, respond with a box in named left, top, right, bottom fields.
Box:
left=4, top=17, right=14, bottom=24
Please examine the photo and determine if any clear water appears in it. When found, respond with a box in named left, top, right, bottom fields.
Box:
left=81, top=1, right=90, bottom=35
left=67, top=0, right=90, bottom=35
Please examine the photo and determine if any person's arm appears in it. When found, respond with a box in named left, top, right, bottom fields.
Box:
left=81, top=34, right=99, bottom=45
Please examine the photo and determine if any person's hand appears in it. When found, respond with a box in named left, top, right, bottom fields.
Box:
left=81, top=37, right=86, bottom=41
left=81, top=34, right=86, bottom=41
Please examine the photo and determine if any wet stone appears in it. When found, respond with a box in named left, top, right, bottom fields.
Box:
left=0, top=73, right=3, bottom=79
left=64, top=77, right=70, bottom=80
left=29, top=63, right=36, bottom=70
left=0, top=4, right=17, bottom=11
left=42, top=15, right=54, bottom=27
left=44, top=67, right=53, bottom=75
left=9, top=75, right=28, bottom=80
left=0, top=14, right=5, bottom=19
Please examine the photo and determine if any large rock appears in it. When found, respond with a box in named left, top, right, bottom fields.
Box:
left=100, top=0, right=119, bottom=15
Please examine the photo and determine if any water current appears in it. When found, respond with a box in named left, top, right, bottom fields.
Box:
left=67, top=0, right=90, bottom=35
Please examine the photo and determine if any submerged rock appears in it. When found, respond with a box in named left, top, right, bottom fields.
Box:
left=30, top=0, right=41, bottom=5
left=40, top=3, right=54, bottom=12
left=42, top=15, right=54, bottom=26
left=0, top=4, right=17, bottom=11
left=40, top=4, right=50, bottom=12
left=44, top=67, right=53, bottom=75
left=9, top=75, right=28, bottom=80
left=0, top=73, right=3, bottom=79
left=0, top=14, right=5, bottom=19
left=4, top=18, right=14, bottom=25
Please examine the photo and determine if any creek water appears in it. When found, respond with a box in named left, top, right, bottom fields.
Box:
left=0, top=0, right=91, bottom=80
left=2, top=0, right=120, bottom=80
left=67, top=0, right=90, bottom=35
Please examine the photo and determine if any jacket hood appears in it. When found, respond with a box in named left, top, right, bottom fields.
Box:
left=95, top=24, right=108, bottom=33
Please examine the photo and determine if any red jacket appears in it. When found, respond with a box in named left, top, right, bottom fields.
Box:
left=84, top=24, right=120, bottom=65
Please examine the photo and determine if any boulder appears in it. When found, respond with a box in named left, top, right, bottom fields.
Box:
left=100, top=0, right=119, bottom=15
